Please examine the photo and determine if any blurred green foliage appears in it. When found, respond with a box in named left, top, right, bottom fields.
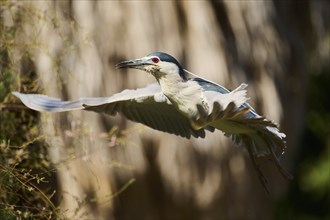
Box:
left=275, top=69, right=330, bottom=220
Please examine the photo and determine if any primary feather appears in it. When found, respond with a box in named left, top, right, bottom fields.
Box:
left=13, top=84, right=214, bottom=139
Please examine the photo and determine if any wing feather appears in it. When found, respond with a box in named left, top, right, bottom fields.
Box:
left=184, top=70, right=292, bottom=185
left=12, top=83, right=210, bottom=138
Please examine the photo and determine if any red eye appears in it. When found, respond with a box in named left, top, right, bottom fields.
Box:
left=152, top=57, right=159, bottom=63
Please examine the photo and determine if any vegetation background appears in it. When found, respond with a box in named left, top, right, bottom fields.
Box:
left=0, top=1, right=329, bottom=219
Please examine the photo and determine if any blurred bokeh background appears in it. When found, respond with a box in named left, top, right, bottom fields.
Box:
left=0, top=1, right=329, bottom=219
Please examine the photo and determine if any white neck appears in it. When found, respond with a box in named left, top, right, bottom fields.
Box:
left=157, top=71, right=209, bottom=122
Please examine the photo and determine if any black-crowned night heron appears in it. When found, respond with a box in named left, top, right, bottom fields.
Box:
left=13, top=52, right=292, bottom=192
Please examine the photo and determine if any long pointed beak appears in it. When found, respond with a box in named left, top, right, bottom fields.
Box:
left=116, top=58, right=150, bottom=69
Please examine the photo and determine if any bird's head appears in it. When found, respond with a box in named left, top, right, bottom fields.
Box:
left=116, top=52, right=186, bottom=81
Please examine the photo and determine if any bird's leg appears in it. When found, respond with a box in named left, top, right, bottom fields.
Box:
left=265, top=138, right=293, bottom=180
left=243, top=135, right=270, bottom=194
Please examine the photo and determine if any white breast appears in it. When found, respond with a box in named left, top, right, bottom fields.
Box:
left=154, top=62, right=209, bottom=122
left=159, top=77, right=208, bottom=121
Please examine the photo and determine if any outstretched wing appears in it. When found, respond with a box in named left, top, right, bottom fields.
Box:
left=12, top=83, right=212, bottom=138
left=185, top=69, right=286, bottom=157
left=185, top=70, right=259, bottom=118
left=185, top=70, right=292, bottom=192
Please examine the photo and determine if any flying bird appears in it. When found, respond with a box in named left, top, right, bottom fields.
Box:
left=12, top=52, right=292, bottom=192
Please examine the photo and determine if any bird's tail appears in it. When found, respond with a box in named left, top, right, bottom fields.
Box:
left=209, top=100, right=293, bottom=193
left=235, top=117, right=293, bottom=191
